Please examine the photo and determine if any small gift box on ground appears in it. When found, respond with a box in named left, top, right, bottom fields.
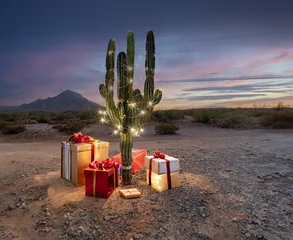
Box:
left=112, top=148, right=147, bottom=174
left=119, top=188, right=142, bottom=199
left=61, top=134, right=109, bottom=186
left=145, top=152, right=180, bottom=192
left=84, top=160, right=119, bottom=198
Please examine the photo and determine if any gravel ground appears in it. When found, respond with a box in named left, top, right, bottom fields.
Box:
left=0, top=122, right=292, bottom=240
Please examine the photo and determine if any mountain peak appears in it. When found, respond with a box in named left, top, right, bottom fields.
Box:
left=18, top=90, right=101, bottom=112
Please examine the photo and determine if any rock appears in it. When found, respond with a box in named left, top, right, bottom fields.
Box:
left=245, top=232, right=251, bottom=238
left=78, top=226, right=85, bottom=232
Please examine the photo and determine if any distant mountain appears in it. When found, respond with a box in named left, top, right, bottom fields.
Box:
left=0, top=90, right=102, bottom=112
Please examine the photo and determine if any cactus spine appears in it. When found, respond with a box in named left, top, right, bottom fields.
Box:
left=99, top=31, right=162, bottom=184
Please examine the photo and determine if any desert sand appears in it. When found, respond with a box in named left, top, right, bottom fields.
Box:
left=0, top=118, right=292, bottom=240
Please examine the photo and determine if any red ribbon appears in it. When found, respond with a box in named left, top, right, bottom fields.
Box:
left=149, top=152, right=172, bottom=189
left=68, top=133, right=96, bottom=144
left=89, top=158, right=120, bottom=170
left=68, top=133, right=97, bottom=162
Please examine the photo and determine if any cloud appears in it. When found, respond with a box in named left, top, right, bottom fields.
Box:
left=183, top=80, right=293, bottom=92
left=159, top=74, right=293, bottom=84
left=163, top=94, right=266, bottom=101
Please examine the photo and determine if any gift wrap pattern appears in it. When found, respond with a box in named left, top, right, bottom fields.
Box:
left=145, top=154, right=180, bottom=192
left=61, top=141, right=109, bottom=186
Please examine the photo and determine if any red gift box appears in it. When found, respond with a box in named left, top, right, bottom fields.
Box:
left=111, top=148, right=147, bottom=174
left=84, top=167, right=118, bottom=198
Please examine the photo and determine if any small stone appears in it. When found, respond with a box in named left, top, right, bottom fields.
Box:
left=245, top=232, right=251, bottom=238
left=202, top=213, right=206, bottom=217
left=78, top=226, right=85, bottom=232
left=104, top=215, right=111, bottom=221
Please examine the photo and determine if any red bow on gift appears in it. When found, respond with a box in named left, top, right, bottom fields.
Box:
left=68, top=133, right=96, bottom=144
left=153, top=152, right=165, bottom=159
left=88, top=158, right=119, bottom=170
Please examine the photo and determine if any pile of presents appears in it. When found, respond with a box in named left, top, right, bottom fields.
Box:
left=61, top=133, right=180, bottom=199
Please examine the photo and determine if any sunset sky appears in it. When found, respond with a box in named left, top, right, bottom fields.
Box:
left=0, top=0, right=293, bottom=109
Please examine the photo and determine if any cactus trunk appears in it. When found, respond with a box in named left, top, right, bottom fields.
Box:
left=99, top=31, right=162, bottom=185
left=120, top=133, right=133, bottom=184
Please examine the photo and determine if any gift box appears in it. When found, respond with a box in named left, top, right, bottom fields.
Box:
left=112, top=148, right=147, bottom=174
left=84, top=167, right=118, bottom=198
left=61, top=140, right=109, bottom=186
left=145, top=152, right=180, bottom=192
left=146, top=169, right=180, bottom=192
left=145, top=155, right=180, bottom=174
left=119, top=188, right=142, bottom=199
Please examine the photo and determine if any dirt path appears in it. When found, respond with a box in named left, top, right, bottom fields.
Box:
left=0, top=122, right=292, bottom=240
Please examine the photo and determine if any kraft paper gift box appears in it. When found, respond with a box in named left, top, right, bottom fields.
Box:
left=112, top=148, right=147, bottom=174
left=145, top=153, right=180, bottom=192
left=84, top=167, right=118, bottom=198
left=61, top=141, right=109, bottom=186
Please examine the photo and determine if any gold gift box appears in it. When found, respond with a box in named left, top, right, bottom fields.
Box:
left=61, top=141, right=109, bottom=186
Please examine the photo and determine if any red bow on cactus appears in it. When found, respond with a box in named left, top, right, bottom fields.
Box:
left=153, top=152, right=165, bottom=159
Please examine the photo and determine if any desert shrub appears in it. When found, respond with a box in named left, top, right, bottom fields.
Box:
left=58, top=121, right=86, bottom=134
left=193, top=109, right=225, bottom=123
left=213, top=115, right=253, bottom=129
left=260, top=111, right=293, bottom=129
left=153, top=110, right=184, bottom=122
left=2, top=125, right=26, bottom=134
left=78, top=110, right=97, bottom=120
left=0, top=121, right=12, bottom=130
left=183, top=109, right=195, bottom=116
left=155, top=122, right=179, bottom=135
left=164, top=110, right=184, bottom=121
left=249, top=108, right=271, bottom=117
left=82, top=119, right=98, bottom=126
left=274, top=101, right=288, bottom=111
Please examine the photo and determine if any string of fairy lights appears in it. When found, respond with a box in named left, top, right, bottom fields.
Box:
left=99, top=63, right=155, bottom=137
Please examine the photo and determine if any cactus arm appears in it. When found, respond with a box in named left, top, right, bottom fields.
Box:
left=127, top=32, right=135, bottom=88
left=126, top=32, right=135, bottom=129
left=99, top=84, right=107, bottom=99
left=144, top=31, right=155, bottom=100
left=117, top=52, right=128, bottom=102
left=152, top=89, right=163, bottom=105
left=99, top=39, right=120, bottom=125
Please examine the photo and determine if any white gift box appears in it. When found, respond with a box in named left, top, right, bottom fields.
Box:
left=145, top=155, right=180, bottom=175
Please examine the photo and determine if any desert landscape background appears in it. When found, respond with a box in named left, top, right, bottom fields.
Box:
left=0, top=94, right=293, bottom=239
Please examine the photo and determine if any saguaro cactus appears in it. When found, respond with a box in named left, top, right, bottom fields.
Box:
left=99, top=31, right=162, bottom=184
